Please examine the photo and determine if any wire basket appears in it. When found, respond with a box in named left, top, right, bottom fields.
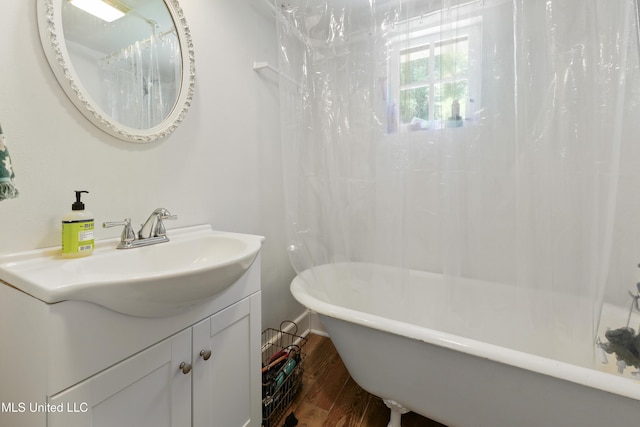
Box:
left=261, top=322, right=307, bottom=427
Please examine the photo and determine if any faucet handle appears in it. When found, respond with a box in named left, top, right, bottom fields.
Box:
left=159, top=212, right=178, bottom=221
left=151, top=208, right=177, bottom=220
left=103, top=218, right=136, bottom=247
left=155, top=211, right=177, bottom=237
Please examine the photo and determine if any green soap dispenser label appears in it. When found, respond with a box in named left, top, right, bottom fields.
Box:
left=62, top=220, right=95, bottom=254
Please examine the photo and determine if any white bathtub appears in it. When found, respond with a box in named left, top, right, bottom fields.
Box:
left=290, top=262, right=640, bottom=427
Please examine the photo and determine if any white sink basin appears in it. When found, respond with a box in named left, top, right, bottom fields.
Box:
left=0, top=225, right=264, bottom=317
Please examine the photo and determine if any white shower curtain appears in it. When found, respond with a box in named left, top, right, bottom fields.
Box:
left=278, top=0, right=640, bottom=370
left=98, top=32, right=180, bottom=129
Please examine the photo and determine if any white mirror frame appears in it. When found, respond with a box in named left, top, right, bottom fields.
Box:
left=37, top=0, right=196, bottom=143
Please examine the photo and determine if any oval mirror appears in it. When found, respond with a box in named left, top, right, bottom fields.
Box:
left=37, top=0, right=195, bottom=143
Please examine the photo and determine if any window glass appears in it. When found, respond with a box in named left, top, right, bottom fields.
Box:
left=400, top=86, right=429, bottom=123
left=389, top=14, right=481, bottom=133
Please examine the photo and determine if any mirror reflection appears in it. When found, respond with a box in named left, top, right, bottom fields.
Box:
left=61, top=0, right=182, bottom=130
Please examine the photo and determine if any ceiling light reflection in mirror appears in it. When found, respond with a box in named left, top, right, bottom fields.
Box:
left=68, top=0, right=130, bottom=22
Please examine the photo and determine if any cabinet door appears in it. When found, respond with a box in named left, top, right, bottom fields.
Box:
left=192, top=293, right=261, bottom=427
left=47, top=328, right=191, bottom=427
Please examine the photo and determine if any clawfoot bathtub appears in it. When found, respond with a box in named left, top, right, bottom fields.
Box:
left=290, top=263, right=640, bottom=427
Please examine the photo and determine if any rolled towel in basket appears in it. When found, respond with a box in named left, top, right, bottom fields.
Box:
left=0, top=124, right=19, bottom=201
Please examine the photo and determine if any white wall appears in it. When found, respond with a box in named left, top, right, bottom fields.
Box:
left=0, top=0, right=303, bottom=330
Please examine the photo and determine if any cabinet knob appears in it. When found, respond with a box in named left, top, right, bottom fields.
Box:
left=179, top=362, right=192, bottom=374
left=200, top=349, right=212, bottom=361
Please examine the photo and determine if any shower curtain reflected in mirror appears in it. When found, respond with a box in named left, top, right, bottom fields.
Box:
left=98, top=32, right=181, bottom=129
left=277, top=0, right=640, bottom=369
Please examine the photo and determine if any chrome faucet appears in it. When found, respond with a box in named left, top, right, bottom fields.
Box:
left=103, top=208, right=177, bottom=249
left=139, top=208, right=177, bottom=239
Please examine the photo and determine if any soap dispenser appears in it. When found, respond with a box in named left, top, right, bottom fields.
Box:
left=62, top=190, right=94, bottom=258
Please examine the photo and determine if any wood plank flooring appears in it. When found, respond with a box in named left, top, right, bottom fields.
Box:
left=272, top=333, right=447, bottom=427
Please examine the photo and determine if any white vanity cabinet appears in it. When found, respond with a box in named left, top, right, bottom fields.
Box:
left=192, top=295, right=260, bottom=427
left=47, top=328, right=192, bottom=427
left=0, top=252, right=262, bottom=427
left=47, top=294, right=260, bottom=427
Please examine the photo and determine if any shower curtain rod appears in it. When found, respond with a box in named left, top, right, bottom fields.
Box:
left=99, top=26, right=177, bottom=62
left=260, top=0, right=310, bottom=47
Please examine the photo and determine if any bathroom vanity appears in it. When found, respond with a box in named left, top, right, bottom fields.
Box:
left=0, top=226, right=263, bottom=427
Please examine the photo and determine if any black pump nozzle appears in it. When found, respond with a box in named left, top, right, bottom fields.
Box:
left=72, top=190, right=89, bottom=211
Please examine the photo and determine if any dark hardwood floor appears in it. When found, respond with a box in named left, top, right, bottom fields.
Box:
left=270, top=333, right=446, bottom=427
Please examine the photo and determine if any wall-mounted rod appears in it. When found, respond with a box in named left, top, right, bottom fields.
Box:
left=253, top=61, right=280, bottom=75
left=252, top=61, right=302, bottom=88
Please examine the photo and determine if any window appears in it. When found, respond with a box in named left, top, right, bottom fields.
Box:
left=387, top=13, right=482, bottom=132
left=400, top=36, right=469, bottom=123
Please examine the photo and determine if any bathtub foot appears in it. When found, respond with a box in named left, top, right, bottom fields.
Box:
left=383, top=399, right=409, bottom=427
